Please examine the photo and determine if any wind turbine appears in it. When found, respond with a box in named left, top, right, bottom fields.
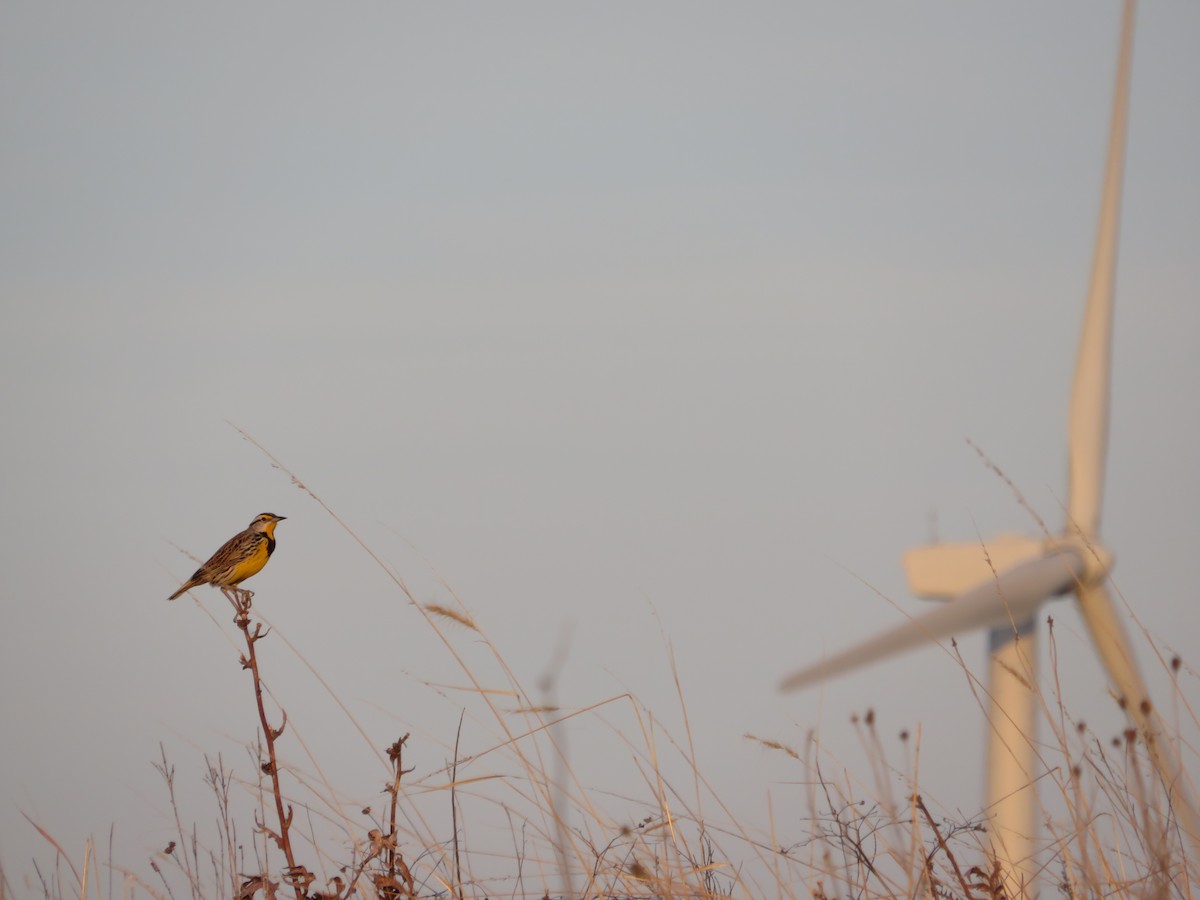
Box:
left=780, top=1, right=1199, bottom=889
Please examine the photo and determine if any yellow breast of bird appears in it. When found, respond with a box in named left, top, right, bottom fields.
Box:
left=225, top=537, right=271, bottom=585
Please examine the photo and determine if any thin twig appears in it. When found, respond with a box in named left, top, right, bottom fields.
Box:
left=449, top=713, right=466, bottom=900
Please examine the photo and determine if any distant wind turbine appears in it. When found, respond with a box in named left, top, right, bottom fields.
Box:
left=780, top=1, right=1199, bottom=889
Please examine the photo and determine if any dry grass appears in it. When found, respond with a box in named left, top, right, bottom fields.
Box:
left=6, top=437, right=1197, bottom=899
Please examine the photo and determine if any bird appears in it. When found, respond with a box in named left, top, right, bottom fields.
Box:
left=168, top=513, right=286, bottom=600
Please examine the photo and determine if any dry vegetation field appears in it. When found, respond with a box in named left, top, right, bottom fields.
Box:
left=6, top=449, right=1196, bottom=899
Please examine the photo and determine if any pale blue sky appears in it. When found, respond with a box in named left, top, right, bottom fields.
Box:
left=2, top=2, right=1198, bottom=892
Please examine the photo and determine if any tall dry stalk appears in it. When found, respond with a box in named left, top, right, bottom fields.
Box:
left=222, top=587, right=313, bottom=900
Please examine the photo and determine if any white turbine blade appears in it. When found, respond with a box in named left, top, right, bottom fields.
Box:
left=1076, top=580, right=1146, bottom=714
left=1067, top=0, right=1134, bottom=538
left=780, top=551, right=1083, bottom=692
left=1076, top=581, right=1200, bottom=850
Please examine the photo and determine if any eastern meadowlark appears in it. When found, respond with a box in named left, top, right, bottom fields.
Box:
left=168, top=513, right=286, bottom=600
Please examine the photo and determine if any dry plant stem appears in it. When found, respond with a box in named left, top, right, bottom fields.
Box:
left=108, top=824, right=116, bottom=900
left=450, top=714, right=464, bottom=900
left=22, top=814, right=84, bottom=895
left=915, top=795, right=975, bottom=898
left=153, top=746, right=203, bottom=900
left=336, top=737, right=415, bottom=900
left=813, top=756, right=886, bottom=891
left=223, top=587, right=312, bottom=900
left=205, top=754, right=240, bottom=899
left=375, top=735, right=415, bottom=900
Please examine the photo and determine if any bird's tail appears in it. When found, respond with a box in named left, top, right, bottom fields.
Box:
left=168, top=579, right=200, bottom=601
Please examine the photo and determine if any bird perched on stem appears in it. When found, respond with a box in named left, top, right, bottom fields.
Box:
left=168, top=513, right=286, bottom=600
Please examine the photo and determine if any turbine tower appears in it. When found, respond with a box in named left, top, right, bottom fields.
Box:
left=780, top=1, right=1199, bottom=890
